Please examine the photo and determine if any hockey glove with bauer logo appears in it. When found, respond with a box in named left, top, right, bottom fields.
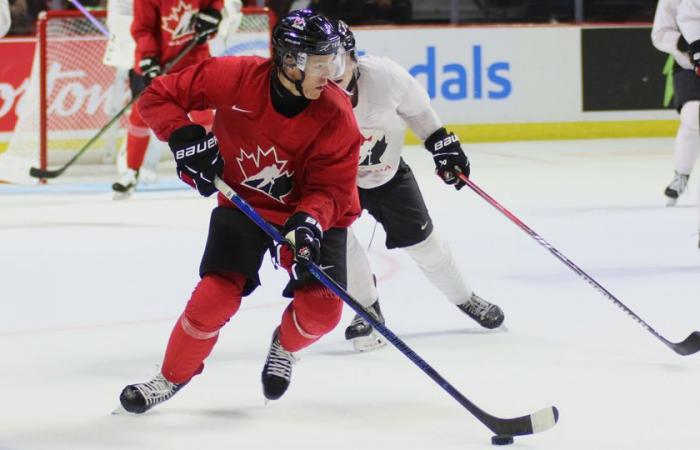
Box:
left=168, top=124, right=224, bottom=197
left=425, top=127, right=470, bottom=190
left=275, top=212, right=323, bottom=282
left=194, top=8, right=222, bottom=44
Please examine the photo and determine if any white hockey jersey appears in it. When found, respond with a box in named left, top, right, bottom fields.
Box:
left=678, top=0, right=700, bottom=45
left=352, top=54, right=442, bottom=189
left=0, top=0, right=11, bottom=38
left=652, top=0, right=693, bottom=70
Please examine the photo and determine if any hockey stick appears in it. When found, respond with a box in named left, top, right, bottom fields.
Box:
left=214, top=176, right=558, bottom=442
left=458, top=173, right=700, bottom=356
left=67, top=0, right=110, bottom=37
left=29, top=36, right=202, bottom=180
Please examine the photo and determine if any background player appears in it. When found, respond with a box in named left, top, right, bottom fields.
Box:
left=331, top=21, right=505, bottom=352
left=0, top=0, right=10, bottom=38
left=652, top=0, right=700, bottom=206
left=111, top=0, right=223, bottom=198
left=677, top=0, right=700, bottom=246
left=118, top=10, right=362, bottom=413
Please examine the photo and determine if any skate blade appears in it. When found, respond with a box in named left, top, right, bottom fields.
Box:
left=351, top=332, right=388, bottom=353
left=666, top=197, right=678, bottom=207
left=112, top=190, right=133, bottom=201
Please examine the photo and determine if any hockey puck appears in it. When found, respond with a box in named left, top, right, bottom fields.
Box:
left=491, top=435, right=514, bottom=446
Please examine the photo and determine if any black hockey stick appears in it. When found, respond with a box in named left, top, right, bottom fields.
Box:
left=29, top=36, right=202, bottom=180
left=214, top=176, right=559, bottom=443
left=459, top=173, right=700, bottom=356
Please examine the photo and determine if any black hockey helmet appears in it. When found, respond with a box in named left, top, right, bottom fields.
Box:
left=333, top=19, right=356, bottom=57
left=272, top=10, right=342, bottom=68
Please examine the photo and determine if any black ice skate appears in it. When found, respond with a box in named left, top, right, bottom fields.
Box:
left=664, top=172, right=689, bottom=206
left=261, top=328, right=296, bottom=401
left=344, top=300, right=387, bottom=352
left=458, top=293, right=505, bottom=329
left=119, top=373, right=186, bottom=414
left=112, top=169, right=139, bottom=200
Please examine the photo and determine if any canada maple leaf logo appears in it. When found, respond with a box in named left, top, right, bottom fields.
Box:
left=359, top=130, right=388, bottom=166
left=162, top=1, right=196, bottom=44
left=236, top=146, right=295, bottom=203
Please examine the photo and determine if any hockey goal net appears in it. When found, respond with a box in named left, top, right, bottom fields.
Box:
left=0, top=7, right=275, bottom=183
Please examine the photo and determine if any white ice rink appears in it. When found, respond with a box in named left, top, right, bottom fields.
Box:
left=1, top=138, right=699, bottom=450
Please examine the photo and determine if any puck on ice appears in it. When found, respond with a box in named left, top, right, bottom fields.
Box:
left=491, top=435, right=514, bottom=446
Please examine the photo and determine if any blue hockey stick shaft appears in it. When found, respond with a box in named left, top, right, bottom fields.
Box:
left=67, top=0, right=110, bottom=37
left=213, top=176, right=558, bottom=437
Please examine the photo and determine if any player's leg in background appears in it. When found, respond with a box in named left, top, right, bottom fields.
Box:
left=362, top=159, right=504, bottom=329
left=119, top=207, right=270, bottom=413
left=263, top=228, right=347, bottom=400
left=112, top=103, right=149, bottom=199
left=665, top=100, right=699, bottom=204
left=344, top=229, right=387, bottom=351
left=666, top=69, right=700, bottom=206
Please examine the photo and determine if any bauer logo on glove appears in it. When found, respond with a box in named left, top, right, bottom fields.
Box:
left=174, top=135, right=218, bottom=160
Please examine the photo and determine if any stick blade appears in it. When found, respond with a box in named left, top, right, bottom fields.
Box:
left=29, top=166, right=60, bottom=179
left=671, top=331, right=700, bottom=356
left=486, top=406, right=559, bottom=437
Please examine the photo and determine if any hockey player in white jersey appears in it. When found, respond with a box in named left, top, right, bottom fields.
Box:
left=652, top=0, right=700, bottom=206
left=0, top=0, right=11, bottom=38
left=677, top=0, right=700, bottom=246
left=332, top=21, right=505, bottom=351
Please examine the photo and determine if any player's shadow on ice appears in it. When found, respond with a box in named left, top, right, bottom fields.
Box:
left=319, top=326, right=508, bottom=357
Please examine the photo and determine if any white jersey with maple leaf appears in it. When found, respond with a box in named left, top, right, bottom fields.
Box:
left=353, top=54, right=443, bottom=189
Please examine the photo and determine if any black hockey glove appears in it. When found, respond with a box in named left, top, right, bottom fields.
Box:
left=194, top=8, right=222, bottom=44
left=128, top=69, right=151, bottom=97
left=425, top=127, right=470, bottom=190
left=138, top=56, right=161, bottom=80
left=168, top=124, right=224, bottom=197
left=276, top=212, right=323, bottom=281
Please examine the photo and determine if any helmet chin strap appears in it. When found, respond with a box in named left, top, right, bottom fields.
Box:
left=279, top=66, right=308, bottom=99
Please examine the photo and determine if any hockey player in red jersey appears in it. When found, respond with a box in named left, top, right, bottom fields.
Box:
left=118, top=10, right=362, bottom=413
left=111, top=0, right=223, bottom=198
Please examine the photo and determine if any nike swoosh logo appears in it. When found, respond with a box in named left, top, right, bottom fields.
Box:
left=318, top=264, right=335, bottom=271
left=231, top=105, right=252, bottom=113
left=421, top=221, right=429, bottom=230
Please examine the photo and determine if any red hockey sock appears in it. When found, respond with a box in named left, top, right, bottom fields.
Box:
left=126, top=105, right=151, bottom=171
left=162, top=272, right=246, bottom=384
left=279, top=284, right=343, bottom=352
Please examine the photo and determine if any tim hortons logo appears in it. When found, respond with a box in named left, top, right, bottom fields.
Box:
left=162, top=1, right=197, bottom=45
left=4, top=61, right=120, bottom=122
left=236, top=146, right=294, bottom=202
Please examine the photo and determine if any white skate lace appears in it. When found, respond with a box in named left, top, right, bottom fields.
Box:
left=668, top=173, right=689, bottom=194
left=266, top=339, right=296, bottom=380
left=463, top=294, right=497, bottom=319
left=135, top=374, right=179, bottom=406
left=350, top=302, right=384, bottom=328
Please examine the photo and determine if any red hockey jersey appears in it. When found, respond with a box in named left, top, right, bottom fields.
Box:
left=139, top=56, right=362, bottom=230
left=131, top=0, right=222, bottom=73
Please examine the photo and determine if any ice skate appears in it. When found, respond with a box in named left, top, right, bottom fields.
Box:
left=344, top=300, right=387, bottom=352
left=119, top=373, right=186, bottom=414
left=261, top=328, right=296, bottom=401
left=457, top=293, right=505, bottom=329
left=664, top=172, right=689, bottom=206
left=112, top=168, right=139, bottom=200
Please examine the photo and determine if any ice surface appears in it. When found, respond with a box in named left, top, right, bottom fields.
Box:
left=1, top=138, right=699, bottom=450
